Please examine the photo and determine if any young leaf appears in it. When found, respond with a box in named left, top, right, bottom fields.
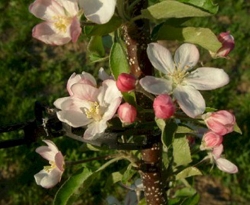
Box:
left=141, top=1, right=211, bottom=21
left=110, top=41, right=130, bottom=79
left=176, top=167, right=202, bottom=180
left=173, top=134, right=192, bottom=166
left=84, top=16, right=122, bottom=36
left=155, top=25, right=221, bottom=53
left=178, top=0, right=219, bottom=14
left=53, top=167, right=93, bottom=205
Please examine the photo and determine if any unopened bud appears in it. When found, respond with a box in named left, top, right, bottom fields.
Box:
left=116, top=73, right=137, bottom=92
left=118, top=103, right=137, bottom=124
left=200, top=131, right=223, bottom=150
left=153, top=94, right=175, bottom=119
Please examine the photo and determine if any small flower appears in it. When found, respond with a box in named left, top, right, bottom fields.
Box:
left=34, top=140, right=64, bottom=188
left=67, top=72, right=97, bottom=96
left=29, top=0, right=82, bottom=45
left=200, top=131, right=223, bottom=150
left=211, top=31, right=235, bottom=58
left=153, top=94, right=175, bottom=119
left=140, top=43, right=229, bottom=118
left=211, top=145, right=238, bottom=174
left=202, top=110, right=236, bottom=135
left=118, top=103, right=137, bottom=124
left=54, top=77, right=122, bottom=139
left=116, top=73, right=137, bottom=92
left=78, top=0, right=117, bottom=24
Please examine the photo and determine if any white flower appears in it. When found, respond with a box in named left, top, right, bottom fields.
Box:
left=34, top=140, right=64, bottom=188
left=211, top=145, right=238, bottom=174
left=54, top=79, right=122, bottom=139
left=140, top=43, right=229, bottom=118
left=78, top=0, right=117, bottom=24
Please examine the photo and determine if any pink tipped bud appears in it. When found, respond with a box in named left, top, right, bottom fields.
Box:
left=200, top=131, right=223, bottom=150
left=213, top=31, right=235, bottom=58
left=118, top=103, right=137, bottom=124
left=153, top=94, right=175, bottom=119
left=116, top=73, right=137, bottom=92
left=202, top=110, right=236, bottom=136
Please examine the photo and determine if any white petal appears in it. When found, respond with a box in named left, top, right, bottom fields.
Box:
left=185, top=67, right=229, bottom=90
left=56, top=0, right=79, bottom=15
left=147, top=43, right=175, bottom=74
left=35, top=140, right=59, bottom=161
left=174, top=43, right=199, bottom=71
left=80, top=0, right=116, bottom=24
left=102, top=97, right=122, bottom=121
left=98, top=79, right=121, bottom=105
left=139, top=76, right=172, bottom=95
left=84, top=121, right=107, bottom=139
left=71, top=83, right=98, bottom=101
left=34, top=168, right=62, bottom=188
left=57, top=110, right=91, bottom=127
left=216, top=158, right=238, bottom=174
left=173, top=85, right=205, bottom=118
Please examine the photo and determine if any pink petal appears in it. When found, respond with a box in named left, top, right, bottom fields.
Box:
left=139, top=76, right=172, bottom=95
left=216, top=158, right=238, bottom=174
left=29, top=0, right=65, bottom=20
left=55, top=152, right=64, bottom=172
left=174, top=43, right=199, bottom=72
left=70, top=16, right=82, bottom=43
left=147, top=43, right=175, bottom=74
left=32, top=22, right=71, bottom=45
left=71, top=83, right=98, bottom=101
left=173, top=85, right=205, bottom=118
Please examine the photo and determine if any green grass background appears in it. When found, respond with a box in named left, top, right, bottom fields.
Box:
left=0, top=0, right=250, bottom=204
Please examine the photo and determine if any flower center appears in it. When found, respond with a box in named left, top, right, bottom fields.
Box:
left=84, top=102, right=102, bottom=121
left=44, top=161, right=56, bottom=173
left=53, top=16, right=71, bottom=33
left=170, top=70, right=187, bottom=85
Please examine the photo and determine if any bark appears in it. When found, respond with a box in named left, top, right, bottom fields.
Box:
left=122, top=1, right=168, bottom=204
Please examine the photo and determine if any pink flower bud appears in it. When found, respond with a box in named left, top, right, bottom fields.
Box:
left=213, top=31, right=235, bottom=58
left=116, top=73, right=137, bottom=92
left=118, top=103, right=137, bottom=124
left=200, top=131, right=223, bottom=150
left=203, top=110, right=236, bottom=135
left=153, top=94, right=175, bottom=119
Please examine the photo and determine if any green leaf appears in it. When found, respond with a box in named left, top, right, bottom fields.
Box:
left=84, top=16, right=122, bottom=36
left=178, top=0, right=219, bottom=14
left=155, top=25, right=222, bottom=52
left=109, top=41, right=130, bottom=79
left=88, top=36, right=105, bottom=57
left=173, top=134, right=192, bottom=166
left=181, top=193, right=200, bottom=205
left=234, top=122, right=242, bottom=134
left=176, top=125, right=194, bottom=134
left=122, top=92, right=137, bottom=106
left=174, top=187, right=197, bottom=197
left=176, top=167, right=202, bottom=180
left=54, top=167, right=93, bottom=205
left=141, top=1, right=211, bottom=21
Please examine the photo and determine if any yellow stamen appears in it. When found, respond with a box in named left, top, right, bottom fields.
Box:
left=44, top=161, right=56, bottom=173
left=84, top=102, right=102, bottom=121
left=53, top=16, right=71, bottom=32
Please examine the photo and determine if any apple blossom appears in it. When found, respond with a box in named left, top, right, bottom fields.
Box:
left=202, top=110, right=236, bottom=135
left=34, top=140, right=64, bottom=188
left=78, top=0, right=117, bottom=24
left=67, top=72, right=97, bottom=96
left=29, top=0, right=82, bottom=45
left=140, top=43, right=229, bottom=118
left=153, top=94, right=175, bottom=119
left=118, top=103, right=137, bottom=124
left=54, top=78, right=122, bottom=139
left=116, top=73, right=137, bottom=92
left=211, top=31, right=235, bottom=58
left=200, top=131, right=223, bottom=150
left=211, top=145, right=238, bottom=174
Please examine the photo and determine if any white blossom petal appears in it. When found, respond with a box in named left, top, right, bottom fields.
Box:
left=216, top=158, right=238, bottom=174
left=84, top=120, right=107, bottom=139
left=71, top=83, right=99, bottom=101
left=185, top=67, right=229, bottom=90
left=34, top=168, right=62, bottom=188
left=173, top=85, right=205, bottom=118
left=36, top=140, right=59, bottom=161
left=79, top=0, right=116, bottom=24
left=140, top=76, right=172, bottom=95
left=147, top=43, right=175, bottom=74
left=102, top=97, right=122, bottom=121
left=174, top=43, right=199, bottom=71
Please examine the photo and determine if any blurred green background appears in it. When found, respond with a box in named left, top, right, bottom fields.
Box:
left=0, top=0, right=250, bottom=204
